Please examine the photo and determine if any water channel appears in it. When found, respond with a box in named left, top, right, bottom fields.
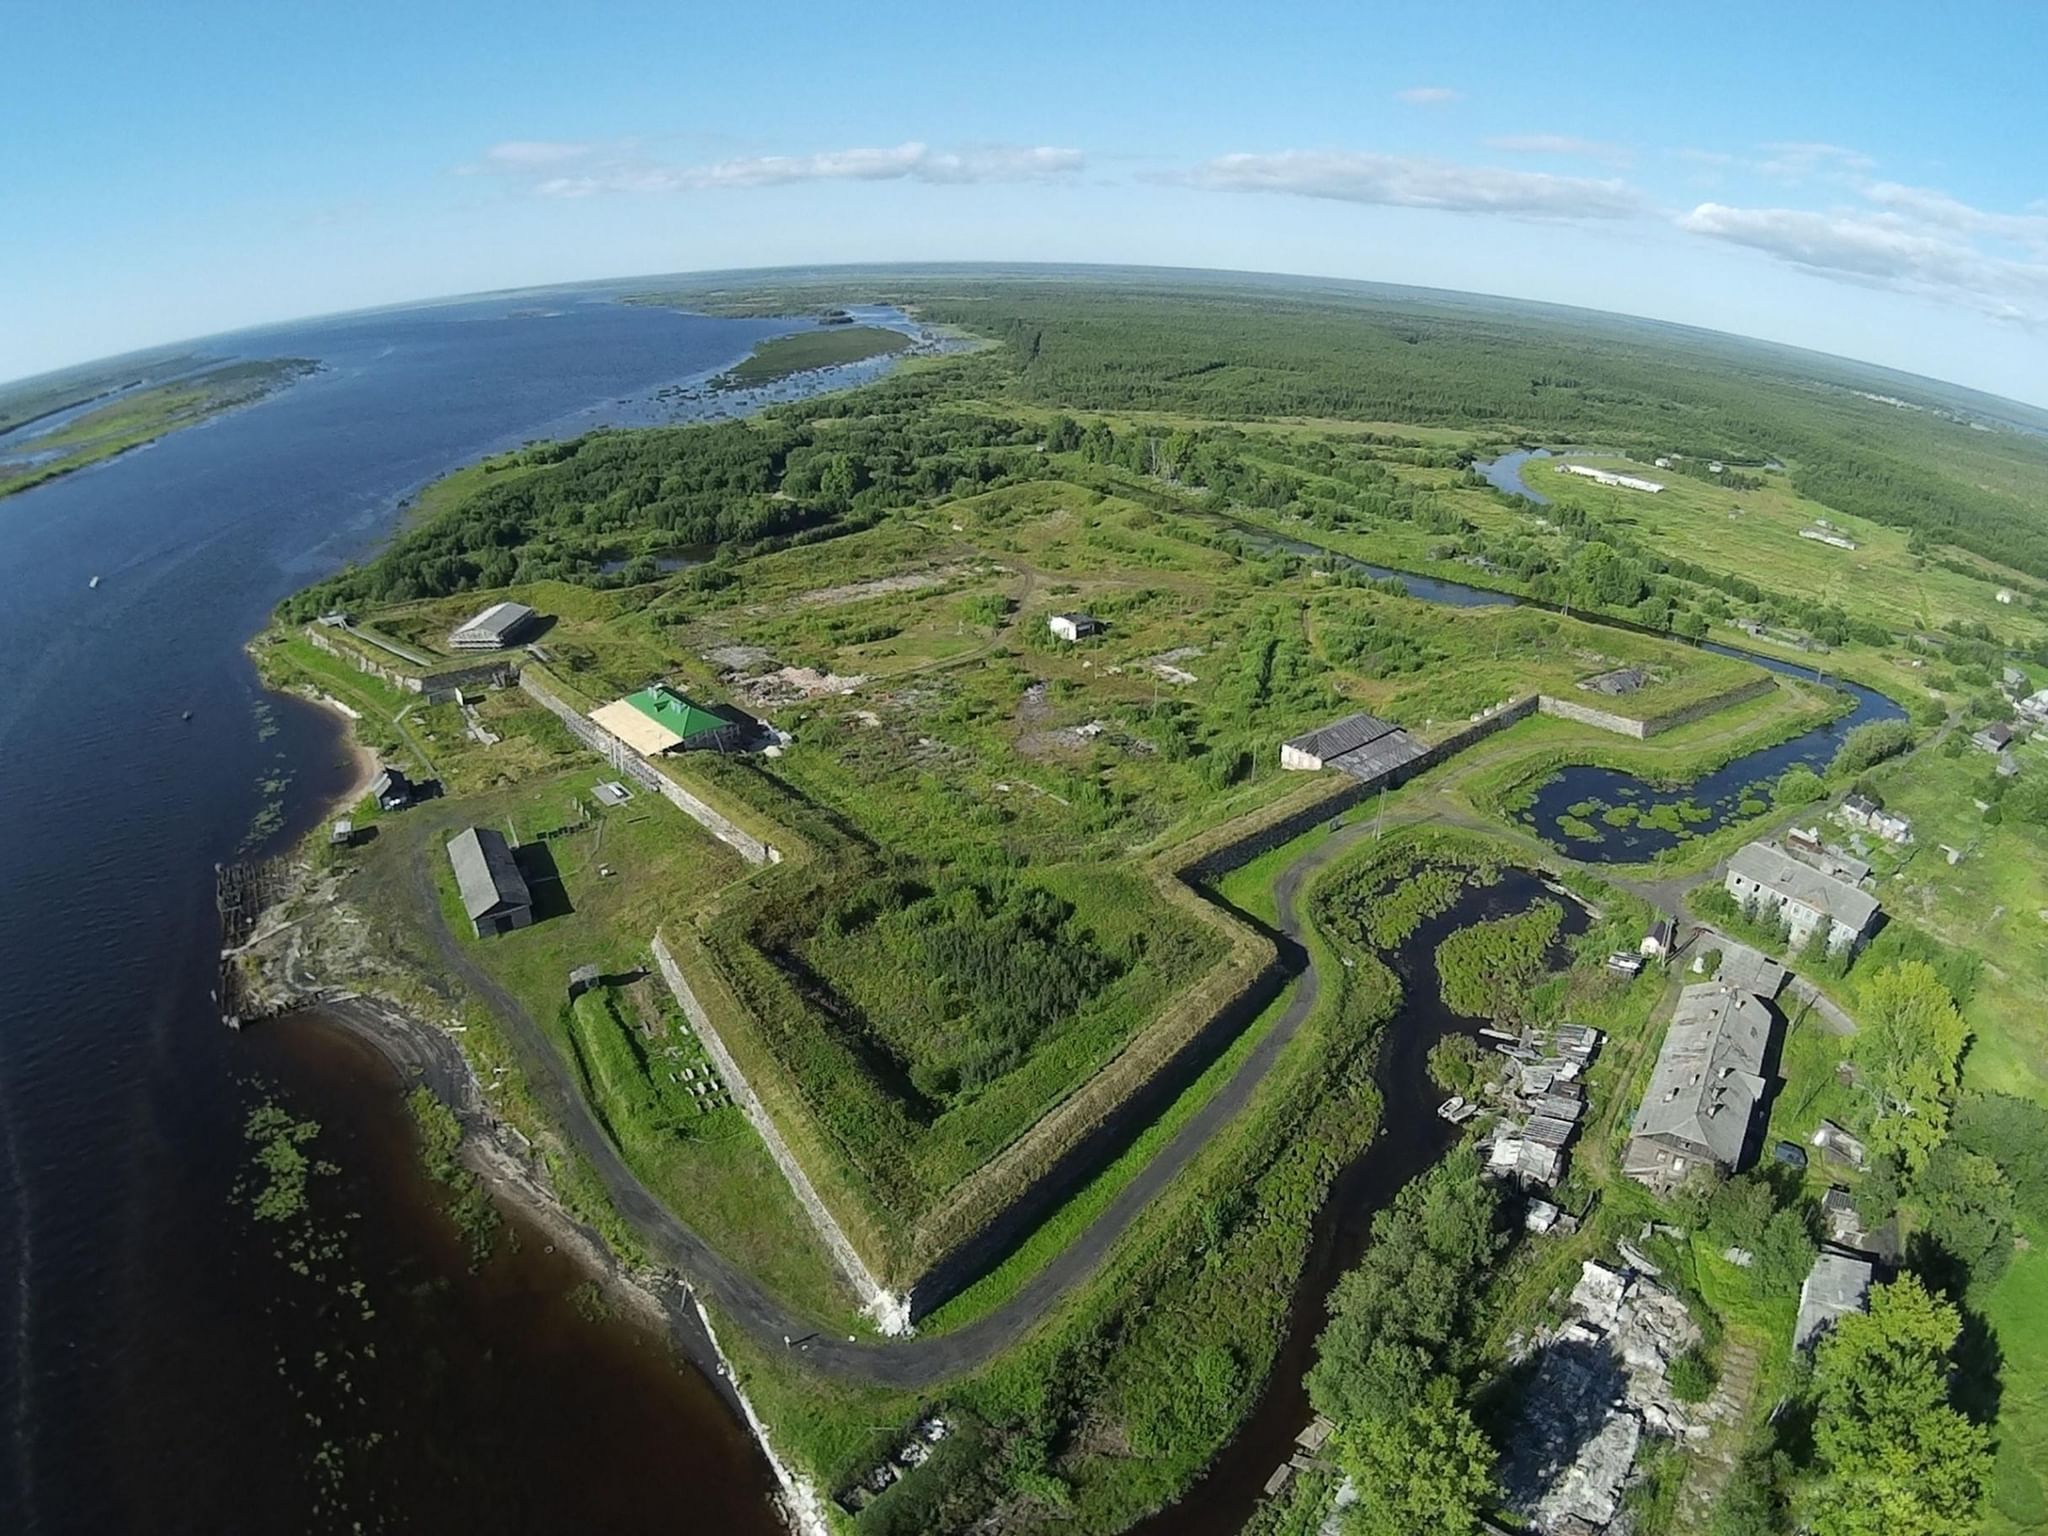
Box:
left=1132, top=864, right=1590, bottom=1535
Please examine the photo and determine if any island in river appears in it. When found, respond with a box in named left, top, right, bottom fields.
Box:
left=0, top=353, right=318, bottom=496
left=242, top=270, right=2044, bottom=1536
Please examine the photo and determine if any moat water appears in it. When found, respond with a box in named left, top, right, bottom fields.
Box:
left=0, top=285, right=906, bottom=1533
left=1216, top=481, right=1907, bottom=861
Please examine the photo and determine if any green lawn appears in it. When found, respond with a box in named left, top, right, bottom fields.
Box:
left=1981, top=1219, right=2048, bottom=1534
left=414, top=763, right=860, bottom=1325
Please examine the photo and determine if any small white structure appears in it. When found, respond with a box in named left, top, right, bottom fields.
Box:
left=1047, top=612, right=1101, bottom=642
left=1997, top=588, right=2014, bottom=605
left=1562, top=464, right=1664, bottom=493
left=1799, top=525, right=1859, bottom=551
left=1972, top=722, right=2015, bottom=755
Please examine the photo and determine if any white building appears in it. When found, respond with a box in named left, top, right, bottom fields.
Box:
left=1799, top=526, right=1859, bottom=551
left=1561, top=464, right=1664, bottom=493
left=449, top=600, right=538, bottom=650
left=1724, top=841, right=1880, bottom=954
left=1047, top=612, right=1101, bottom=642
left=1997, top=589, right=2014, bottom=604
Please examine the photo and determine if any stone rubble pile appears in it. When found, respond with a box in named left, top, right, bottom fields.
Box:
left=1501, top=1258, right=1706, bottom=1534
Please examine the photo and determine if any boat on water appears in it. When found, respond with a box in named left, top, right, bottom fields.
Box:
left=89, top=575, right=101, bottom=588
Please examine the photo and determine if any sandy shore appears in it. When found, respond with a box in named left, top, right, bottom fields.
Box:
left=299, top=689, right=380, bottom=819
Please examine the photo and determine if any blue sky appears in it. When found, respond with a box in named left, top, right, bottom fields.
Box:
left=6, top=0, right=2047, bottom=402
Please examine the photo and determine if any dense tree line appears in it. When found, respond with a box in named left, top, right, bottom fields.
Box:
left=282, top=370, right=1043, bottom=616
left=1306, top=1149, right=1504, bottom=1535
left=898, top=280, right=2048, bottom=579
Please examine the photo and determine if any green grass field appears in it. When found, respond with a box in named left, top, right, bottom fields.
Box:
left=403, top=763, right=860, bottom=1324
left=1517, top=455, right=2046, bottom=645
left=719, top=325, right=910, bottom=386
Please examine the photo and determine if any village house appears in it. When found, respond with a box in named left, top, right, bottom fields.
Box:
left=446, top=826, right=533, bottom=938
left=1795, top=1249, right=1874, bottom=1352
left=370, top=766, right=413, bottom=811
left=448, top=599, right=538, bottom=651
left=1624, top=982, right=1776, bottom=1192
left=1639, top=918, right=1674, bottom=960
left=1836, top=793, right=1913, bottom=844
left=2020, top=690, right=2048, bottom=727
left=1972, top=721, right=2015, bottom=755
left=1046, top=612, right=1101, bottom=642
left=1724, top=841, right=1881, bottom=954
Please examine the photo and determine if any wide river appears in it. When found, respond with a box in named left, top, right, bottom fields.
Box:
left=0, top=286, right=917, bottom=1533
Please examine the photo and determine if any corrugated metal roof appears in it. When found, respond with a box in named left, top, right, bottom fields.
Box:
left=1631, top=982, right=1774, bottom=1168
left=451, top=600, right=535, bottom=643
left=1284, top=710, right=1402, bottom=762
left=446, top=826, right=531, bottom=922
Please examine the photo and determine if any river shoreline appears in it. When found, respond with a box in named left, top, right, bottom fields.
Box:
left=298, top=689, right=379, bottom=818
left=275, top=987, right=828, bottom=1535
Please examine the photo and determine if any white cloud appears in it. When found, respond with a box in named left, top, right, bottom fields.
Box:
left=1485, top=134, right=1632, bottom=166
left=1679, top=201, right=2048, bottom=324
left=1754, top=140, right=1875, bottom=181
left=1191, top=150, right=1642, bottom=219
left=1861, top=180, right=2048, bottom=251
left=480, top=140, right=597, bottom=168
left=693, top=142, right=1083, bottom=188
left=1394, top=86, right=1462, bottom=105
left=475, top=138, right=1085, bottom=197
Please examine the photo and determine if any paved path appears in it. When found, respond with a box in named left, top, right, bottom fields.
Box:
left=387, top=811, right=1384, bottom=1388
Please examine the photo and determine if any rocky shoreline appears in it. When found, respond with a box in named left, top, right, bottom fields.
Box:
left=231, top=804, right=829, bottom=1536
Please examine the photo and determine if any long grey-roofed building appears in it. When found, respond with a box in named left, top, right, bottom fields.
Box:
left=1724, top=840, right=1880, bottom=954
left=1623, top=982, right=1776, bottom=1192
left=446, top=826, right=534, bottom=938
left=448, top=600, right=537, bottom=651
left=1280, top=709, right=1428, bottom=780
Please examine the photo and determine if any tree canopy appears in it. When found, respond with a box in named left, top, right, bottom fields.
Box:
left=1807, top=1276, right=1992, bottom=1536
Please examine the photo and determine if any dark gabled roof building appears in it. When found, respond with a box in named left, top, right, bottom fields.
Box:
left=447, top=826, right=533, bottom=938
left=1280, top=709, right=1429, bottom=780
left=1624, top=982, right=1776, bottom=1193
left=370, top=767, right=413, bottom=810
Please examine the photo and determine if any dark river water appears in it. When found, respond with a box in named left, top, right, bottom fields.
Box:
left=0, top=285, right=904, bottom=1533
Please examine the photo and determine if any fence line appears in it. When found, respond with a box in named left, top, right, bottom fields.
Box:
left=650, top=931, right=909, bottom=1334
